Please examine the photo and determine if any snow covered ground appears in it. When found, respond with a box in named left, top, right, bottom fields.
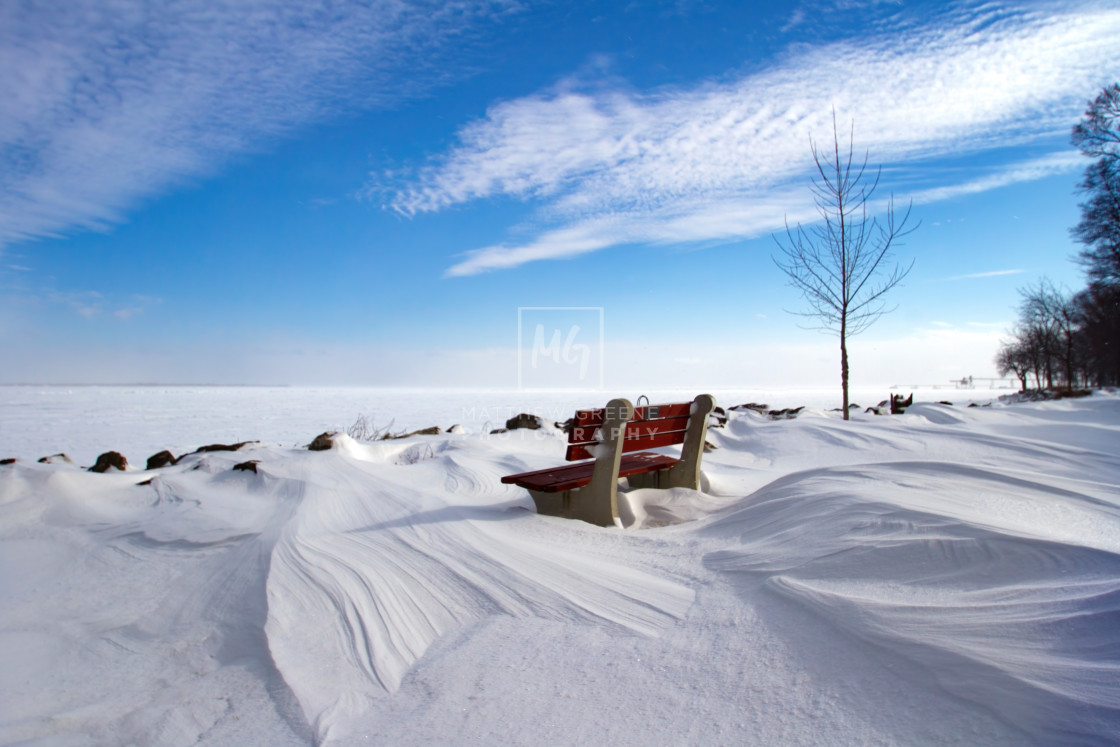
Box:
left=0, top=385, right=1009, bottom=468
left=2, top=387, right=1118, bottom=745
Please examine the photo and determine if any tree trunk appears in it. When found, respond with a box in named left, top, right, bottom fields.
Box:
left=841, top=332, right=850, bottom=421
left=1064, top=330, right=1074, bottom=390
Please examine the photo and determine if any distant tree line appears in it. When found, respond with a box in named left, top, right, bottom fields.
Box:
left=996, top=84, right=1120, bottom=391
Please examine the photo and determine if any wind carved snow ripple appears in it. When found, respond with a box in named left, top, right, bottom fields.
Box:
left=702, top=461, right=1120, bottom=742
left=263, top=450, right=694, bottom=740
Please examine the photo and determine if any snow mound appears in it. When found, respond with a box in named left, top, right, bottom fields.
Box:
left=262, top=448, right=693, bottom=740
left=703, top=460, right=1120, bottom=742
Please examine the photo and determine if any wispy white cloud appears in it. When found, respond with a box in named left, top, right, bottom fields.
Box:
left=906, top=151, right=1083, bottom=204
left=381, top=2, right=1120, bottom=275
left=48, top=290, right=104, bottom=318
left=443, top=153, right=1084, bottom=277
left=38, top=288, right=162, bottom=320
left=781, top=9, right=808, bottom=33
left=0, top=0, right=514, bottom=250
left=950, top=269, right=1026, bottom=280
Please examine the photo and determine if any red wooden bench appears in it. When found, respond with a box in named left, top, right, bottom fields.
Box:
left=501, top=394, right=716, bottom=526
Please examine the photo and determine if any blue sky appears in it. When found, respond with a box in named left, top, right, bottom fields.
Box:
left=1, top=0, right=1117, bottom=388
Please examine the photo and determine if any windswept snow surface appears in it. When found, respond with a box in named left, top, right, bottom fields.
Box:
left=2, top=389, right=1119, bottom=744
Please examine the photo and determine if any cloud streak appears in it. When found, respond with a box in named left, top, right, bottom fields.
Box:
left=0, top=0, right=513, bottom=250
left=381, top=2, right=1120, bottom=276
left=950, top=269, right=1026, bottom=280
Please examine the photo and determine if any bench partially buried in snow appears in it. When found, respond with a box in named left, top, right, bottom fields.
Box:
left=502, top=394, right=716, bottom=526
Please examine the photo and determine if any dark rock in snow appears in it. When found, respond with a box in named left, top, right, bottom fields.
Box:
left=0, top=458, right=16, bottom=465
left=703, top=440, right=719, bottom=453
left=730, top=403, right=769, bottom=414
left=233, top=460, right=260, bottom=474
left=146, top=450, right=177, bottom=470
left=555, top=418, right=575, bottom=433
left=864, top=399, right=891, bottom=415
left=390, top=426, right=442, bottom=439
left=769, top=406, right=804, bottom=420
left=89, top=451, right=128, bottom=473
left=890, top=393, right=914, bottom=414
left=38, top=453, right=73, bottom=464
left=490, top=428, right=509, bottom=435
left=308, top=432, right=337, bottom=451
left=193, top=442, right=254, bottom=454
left=505, top=413, right=543, bottom=430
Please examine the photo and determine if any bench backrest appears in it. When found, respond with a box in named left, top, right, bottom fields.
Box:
left=566, top=401, right=696, bottom=461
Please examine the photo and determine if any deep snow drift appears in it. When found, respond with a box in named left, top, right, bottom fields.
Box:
left=1, top=390, right=1118, bottom=745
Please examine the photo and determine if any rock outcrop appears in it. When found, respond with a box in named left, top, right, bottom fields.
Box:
left=308, top=432, right=337, bottom=451
left=390, top=426, right=442, bottom=439
left=890, top=393, right=914, bottom=414
left=193, top=442, right=254, bottom=454
left=146, top=450, right=177, bottom=470
left=505, top=413, right=543, bottom=431
left=89, top=451, right=128, bottom=473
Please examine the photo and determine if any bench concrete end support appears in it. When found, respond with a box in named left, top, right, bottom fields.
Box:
left=527, top=488, right=571, bottom=518
left=568, top=397, right=633, bottom=527
left=664, top=393, right=715, bottom=490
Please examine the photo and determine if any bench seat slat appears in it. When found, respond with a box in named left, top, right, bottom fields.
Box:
left=501, top=452, right=679, bottom=493
left=565, top=429, right=689, bottom=461
left=569, top=415, right=691, bottom=444
left=575, top=401, right=692, bottom=428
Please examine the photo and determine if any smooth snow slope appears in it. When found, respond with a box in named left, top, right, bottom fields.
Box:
left=1, top=392, right=1118, bottom=745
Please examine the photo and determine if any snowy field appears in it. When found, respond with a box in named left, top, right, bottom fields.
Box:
left=0, top=385, right=1011, bottom=468
left=2, top=387, right=1118, bottom=745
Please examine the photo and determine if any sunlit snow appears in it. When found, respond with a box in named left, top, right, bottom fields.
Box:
left=1, top=387, right=1117, bottom=744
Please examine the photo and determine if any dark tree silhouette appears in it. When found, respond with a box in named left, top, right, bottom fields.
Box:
left=1072, top=83, right=1120, bottom=286
left=994, top=85, right=1120, bottom=391
left=773, top=112, right=916, bottom=420
left=1074, top=283, right=1120, bottom=386
left=1072, top=83, right=1120, bottom=162
left=994, top=339, right=1031, bottom=392
left=1019, top=279, right=1077, bottom=391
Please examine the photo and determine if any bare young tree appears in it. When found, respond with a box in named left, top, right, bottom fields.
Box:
left=773, top=112, right=917, bottom=420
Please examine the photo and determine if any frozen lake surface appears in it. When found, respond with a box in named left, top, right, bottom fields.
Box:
left=0, top=384, right=1014, bottom=466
